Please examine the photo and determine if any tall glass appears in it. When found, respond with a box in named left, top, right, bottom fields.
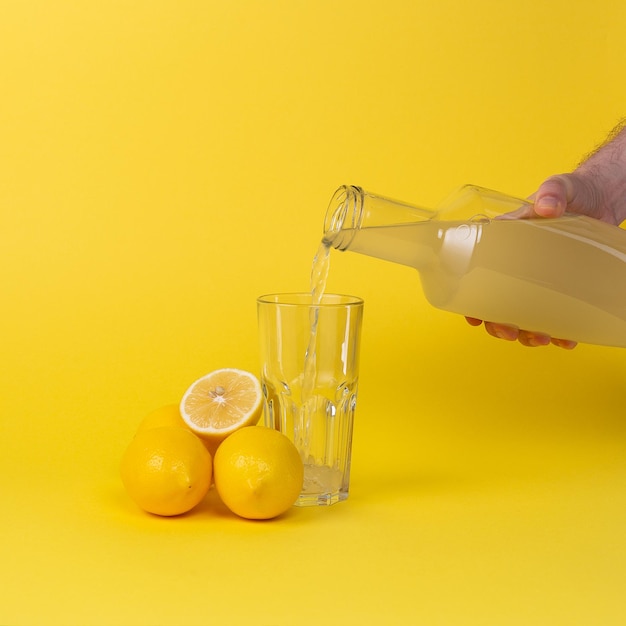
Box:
left=257, top=293, right=364, bottom=506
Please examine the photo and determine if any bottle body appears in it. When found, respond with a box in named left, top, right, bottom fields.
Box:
left=324, top=185, right=626, bottom=348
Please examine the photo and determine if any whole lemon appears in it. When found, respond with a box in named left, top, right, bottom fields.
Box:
left=120, top=426, right=212, bottom=516
left=136, top=404, right=189, bottom=433
left=213, top=426, right=304, bottom=520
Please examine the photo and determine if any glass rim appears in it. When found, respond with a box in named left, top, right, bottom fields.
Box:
left=257, top=292, right=364, bottom=307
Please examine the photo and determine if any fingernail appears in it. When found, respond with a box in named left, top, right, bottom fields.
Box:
left=527, top=334, right=550, bottom=347
left=494, top=328, right=517, bottom=341
left=535, top=196, right=559, bottom=215
left=552, top=338, right=577, bottom=350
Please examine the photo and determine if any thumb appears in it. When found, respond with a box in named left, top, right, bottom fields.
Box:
left=533, top=173, right=598, bottom=219
left=532, top=175, right=572, bottom=217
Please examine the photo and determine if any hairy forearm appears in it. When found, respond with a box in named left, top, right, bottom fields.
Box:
left=575, top=119, right=626, bottom=225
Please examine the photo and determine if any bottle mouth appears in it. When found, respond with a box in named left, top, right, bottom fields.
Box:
left=323, top=185, right=364, bottom=250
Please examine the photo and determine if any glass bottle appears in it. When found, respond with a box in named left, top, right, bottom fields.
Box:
left=323, top=184, right=626, bottom=348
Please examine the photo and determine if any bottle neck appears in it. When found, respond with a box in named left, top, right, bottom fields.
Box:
left=323, top=185, right=363, bottom=251
left=323, top=185, right=435, bottom=251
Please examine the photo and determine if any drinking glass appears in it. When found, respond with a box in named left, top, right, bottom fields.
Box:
left=257, top=293, right=364, bottom=506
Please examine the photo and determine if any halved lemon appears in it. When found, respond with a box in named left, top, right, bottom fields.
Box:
left=180, top=368, right=263, bottom=449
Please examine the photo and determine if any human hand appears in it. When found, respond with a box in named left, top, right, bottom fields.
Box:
left=464, top=316, right=577, bottom=349
left=465, top=174, right=584, bottom=348
left=500, top=172, right=621, bottom=225
left=466, top=121, right=626, bottom=348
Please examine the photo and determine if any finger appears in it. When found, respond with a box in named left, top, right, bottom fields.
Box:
left=498, top=204, right=536, bottom=220
left=550, top=337, right=578, bottom=350
left=533, top=175, right=571, bottom=218
left=465, top=316, right=484, bottom=327
left=484, top=321, right=519, bottom=341
left=517, top=330, right=551, bottom=347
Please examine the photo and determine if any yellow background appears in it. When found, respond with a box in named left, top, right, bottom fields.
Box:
left=1, top=1, right=625, bottom=624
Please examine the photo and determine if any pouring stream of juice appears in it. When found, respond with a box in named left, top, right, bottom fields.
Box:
left=302, top=241, right=331, bottom=402
left=298, top=241, right=340, bottom=495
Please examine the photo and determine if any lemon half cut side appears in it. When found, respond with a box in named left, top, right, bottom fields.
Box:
left=179, top=368, right=263, bottom=447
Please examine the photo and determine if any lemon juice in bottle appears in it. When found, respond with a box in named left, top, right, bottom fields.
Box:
left=323, top=185, right=626, bottom=348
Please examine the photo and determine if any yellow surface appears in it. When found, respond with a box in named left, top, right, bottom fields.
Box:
left=1, top=1, right=625, bottom=624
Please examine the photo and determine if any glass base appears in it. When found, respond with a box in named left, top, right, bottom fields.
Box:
left=295, top=462, right=349, bottom=506
left=294, top=490, right=348, bottom=507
